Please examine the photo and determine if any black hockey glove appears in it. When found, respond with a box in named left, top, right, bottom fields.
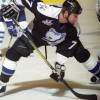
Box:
left=0, top=3, right=20, bottom=20
left=50, top=62, right=66, bottom=82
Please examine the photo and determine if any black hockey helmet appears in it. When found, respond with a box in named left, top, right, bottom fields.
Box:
left=62, top=0, right=82, bottom=14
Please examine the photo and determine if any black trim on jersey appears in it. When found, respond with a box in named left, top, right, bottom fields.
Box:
left=21, top=0, right=33, bottom=12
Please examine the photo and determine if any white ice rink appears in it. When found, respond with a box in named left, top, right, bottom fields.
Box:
left=0, top=0, right=100, bottom=100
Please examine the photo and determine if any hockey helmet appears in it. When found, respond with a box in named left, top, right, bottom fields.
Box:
left=63, top=0, right=82, bottom=14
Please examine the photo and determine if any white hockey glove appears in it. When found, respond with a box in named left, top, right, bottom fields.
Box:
left=50, top=62, right=66, bottom=82
left=0, top=3, right=20, bottom=20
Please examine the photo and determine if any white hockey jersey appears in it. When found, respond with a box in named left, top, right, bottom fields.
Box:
left=0, top=0, right=28, bottom=46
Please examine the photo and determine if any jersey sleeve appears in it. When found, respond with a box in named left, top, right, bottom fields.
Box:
left=15, top=0, right=24, bottom=6
left=17, top=0, right=61, bottom=19
left=17, top=6, right=28, bottom=30
left=65, top=23, right=79, bottom=40
left=21, top=0, right=42, bottom=14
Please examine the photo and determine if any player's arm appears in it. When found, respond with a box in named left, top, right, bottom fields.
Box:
left=17, top=0, right=61, bottom=19
left=17, top=6, right=28, bottom=30
left=17, top=6, right=30, bottom=37
left=0, top=0, right=42, bottom=19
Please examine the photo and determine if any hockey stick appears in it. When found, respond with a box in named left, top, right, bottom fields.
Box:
left=13, top=19, right=97, bottom=100
left=45, top=45, right=47, bottom=59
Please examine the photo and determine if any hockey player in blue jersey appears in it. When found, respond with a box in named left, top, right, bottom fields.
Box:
left=0, top=0, right=29, bottom=59
left=0, top=0, right=100, bottom=96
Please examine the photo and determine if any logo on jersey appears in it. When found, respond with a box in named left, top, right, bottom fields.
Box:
left=37, top=2, right=48, bottom=11
left=42, top=19, right=53, bottom=26
left=42, top=28, right=66, bottom=46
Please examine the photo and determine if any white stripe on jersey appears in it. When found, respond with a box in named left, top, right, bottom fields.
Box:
left=0, top=22, right=6, bottom=32
left=25, top=0, right=33, bottom=7
left=0, top=33, right=5, bottom=37
left=3, top=58, right=16, bottom=71
left=15, top=0, right=33, bottom=7
left=83, top=55, right=98, bottom=71
left=15, top=0, right=23, bottom=6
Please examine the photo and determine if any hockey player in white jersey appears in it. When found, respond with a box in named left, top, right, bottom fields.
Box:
left=0, top=0, right=100, bottom=96
left=95, top=0, right=100, bottom=60
left=96, top=0, right=100, bottom=22
left=96, top=0, right=100, bottom=61
left=0, top=0, right=29, bottom=59
left=88, top=0, right=100, bottom=83
left=0, top=0, right=30, bottom=95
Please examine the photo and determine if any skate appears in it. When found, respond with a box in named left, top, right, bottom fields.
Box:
left=0, top=80, right=7, bottom=96
left=90, top=75, right=100, bottom=84
left=98, top=56, right=100, bottom=61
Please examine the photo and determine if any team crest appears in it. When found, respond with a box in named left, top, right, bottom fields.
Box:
left=42, top=19, right=53, bottom=26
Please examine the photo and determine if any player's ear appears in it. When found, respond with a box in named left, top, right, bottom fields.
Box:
left=64, top=11, right=68, bottom=17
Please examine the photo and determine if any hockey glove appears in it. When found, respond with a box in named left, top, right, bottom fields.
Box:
left=0, top=3, right=20, bottom=20
left=50, top=62, right=66, bottom=82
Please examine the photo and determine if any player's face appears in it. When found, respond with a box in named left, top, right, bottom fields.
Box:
left=68, top=13, right=79, bottom=25
left=59, top=11, right=79, bottom=24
